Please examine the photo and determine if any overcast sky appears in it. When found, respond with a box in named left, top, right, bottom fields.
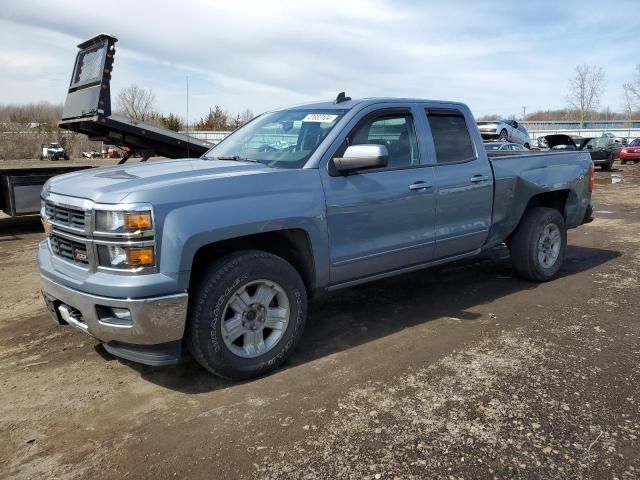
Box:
left=1, top=0, right=639, bottom=120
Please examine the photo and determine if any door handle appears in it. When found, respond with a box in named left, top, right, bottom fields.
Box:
left=470, top=174, right=490, bottom=184
left=409, top=181, right=433, bottom=191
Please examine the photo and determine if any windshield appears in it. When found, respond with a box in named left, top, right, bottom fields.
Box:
left=203, top=108, right=348, bottom=168
left=47, top=143, right=60, bottom=148
left=484, top=143, right=501, bottom=150
left=630, top=138, right=640, bottom=146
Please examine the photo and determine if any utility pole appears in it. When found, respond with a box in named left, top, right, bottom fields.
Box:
left=522, top=106, right=527, bottom=121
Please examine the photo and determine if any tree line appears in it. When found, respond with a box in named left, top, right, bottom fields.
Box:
left=114, top=84, right=253, bottom=132
left=479, top=64, right=640, bottom=125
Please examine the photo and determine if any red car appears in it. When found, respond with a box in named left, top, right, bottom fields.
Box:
left=102, top=148, right=122, bottom=159
left=620, top=138, right=640, bottom=165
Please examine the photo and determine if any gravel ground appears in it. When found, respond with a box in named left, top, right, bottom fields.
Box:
left=0, top=163, right=639, bottom=479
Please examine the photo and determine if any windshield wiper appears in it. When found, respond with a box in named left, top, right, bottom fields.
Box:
left=213, top=155, right=260, bottom=163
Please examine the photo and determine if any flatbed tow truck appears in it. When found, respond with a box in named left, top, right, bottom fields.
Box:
left=1, top=33, right=212, bottom=217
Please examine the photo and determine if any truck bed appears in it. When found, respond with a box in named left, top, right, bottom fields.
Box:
left=486, top=150, right=593, bottom=248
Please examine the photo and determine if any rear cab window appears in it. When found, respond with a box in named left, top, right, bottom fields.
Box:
left=426, top=108, right=476, bottom=164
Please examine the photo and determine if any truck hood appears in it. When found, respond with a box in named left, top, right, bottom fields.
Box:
left=44, top=158, right=275, bottom=203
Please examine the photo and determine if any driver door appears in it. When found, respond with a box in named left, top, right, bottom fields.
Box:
left=319, top=106, right=436, bottom=285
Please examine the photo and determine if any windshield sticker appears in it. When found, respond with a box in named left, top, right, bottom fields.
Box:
left=302, top=114, right=338, bottom=123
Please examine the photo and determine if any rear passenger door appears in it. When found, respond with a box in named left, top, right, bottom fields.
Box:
left=425, top=108, right=494, bottom=258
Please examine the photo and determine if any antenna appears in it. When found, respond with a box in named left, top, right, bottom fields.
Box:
left=186, top=76, right=190, bottom=158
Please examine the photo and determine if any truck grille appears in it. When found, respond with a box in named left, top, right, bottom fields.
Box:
left=49, top=234, right=89, bottom=265
left=45, top=201, right=87, bottom=230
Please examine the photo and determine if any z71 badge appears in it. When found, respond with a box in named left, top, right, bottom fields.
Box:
left=74, top=249, right=88, bottom=262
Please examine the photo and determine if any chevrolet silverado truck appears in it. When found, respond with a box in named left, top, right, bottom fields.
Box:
left=39, top=95, right=595, bottom=380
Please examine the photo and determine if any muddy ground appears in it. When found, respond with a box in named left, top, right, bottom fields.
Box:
left=1, top=163, right=639, bottom=479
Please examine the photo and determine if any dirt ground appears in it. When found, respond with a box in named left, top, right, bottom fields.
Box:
left=1, top=163, right=639, bottom=480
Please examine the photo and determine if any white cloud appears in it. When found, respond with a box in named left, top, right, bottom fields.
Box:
left=1, top=0, right=639, bottom=119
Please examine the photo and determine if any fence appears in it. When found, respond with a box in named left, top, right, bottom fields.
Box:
left=521, top=120, right=640, bottom=141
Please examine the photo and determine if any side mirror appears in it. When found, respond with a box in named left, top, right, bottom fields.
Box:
left=332, top=144, right=389, bottom=173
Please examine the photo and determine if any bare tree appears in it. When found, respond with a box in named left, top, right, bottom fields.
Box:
left=567, top=64, right=606, bottom=127
left=115, top=84, right=156, bottom=122
left=239, top=108, right=254, bottom=124
left=622, top=83, right=636, bottom=121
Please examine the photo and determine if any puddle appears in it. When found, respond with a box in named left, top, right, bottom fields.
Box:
left=595, top=174, right=623, bottom=185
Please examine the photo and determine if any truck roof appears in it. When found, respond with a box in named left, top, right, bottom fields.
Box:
left=283, top=97, right=468, bottom=111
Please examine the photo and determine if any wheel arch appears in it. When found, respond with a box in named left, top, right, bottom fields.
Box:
left=188, top=229, right=317, bottom=296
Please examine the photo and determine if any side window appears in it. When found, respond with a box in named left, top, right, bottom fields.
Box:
left=426, top=110, right=476, bottom=164
left=348, top=113, right=419, bottom=169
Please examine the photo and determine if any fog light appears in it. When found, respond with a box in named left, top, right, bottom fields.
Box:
left=126, top=248, right=154, bottom=266
left=97, top=306, right=132, bottom=326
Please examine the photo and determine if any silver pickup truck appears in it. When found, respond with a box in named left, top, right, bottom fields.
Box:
left=39, top=95, right=594, bottom=380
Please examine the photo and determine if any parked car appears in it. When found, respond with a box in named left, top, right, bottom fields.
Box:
left=82, top=150, right=101, bottom=159
left=541, top=134, right=621, bottom=171
left=102, top=148, right=121, bottom=159
left=484, top=142, right=528, bottom=152
left=40, top=97, right=593, bottom=380
left=620, top=138, right=640, bottom=164
left=476, top=119, right=531, bottom=148
left=582, top=137, right=624, bottom=170
left=40, top=142, right=69, bottom=161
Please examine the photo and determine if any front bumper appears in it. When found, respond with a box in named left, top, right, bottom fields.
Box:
left=40, top=274, right=188, bottom=347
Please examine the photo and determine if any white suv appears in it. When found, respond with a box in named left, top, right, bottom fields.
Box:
left=476, top=119, right=531, bottom=148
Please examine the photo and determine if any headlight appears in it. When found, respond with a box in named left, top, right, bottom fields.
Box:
left=95, top=209, right=152, bottom=234
left=97, top=245, right=155, bottom=269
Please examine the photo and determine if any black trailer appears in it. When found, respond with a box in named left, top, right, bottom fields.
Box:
left=1, top=33, right=213, bottom=217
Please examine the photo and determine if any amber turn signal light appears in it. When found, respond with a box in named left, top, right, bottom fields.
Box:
left=126, top=248, right=154, bottom=266
left=124, top=212, right=152, bottom=231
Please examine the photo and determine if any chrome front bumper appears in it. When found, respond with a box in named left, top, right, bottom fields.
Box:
left=40, top=275, right=188, bottom=345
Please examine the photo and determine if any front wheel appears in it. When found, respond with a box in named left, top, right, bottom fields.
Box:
left=186, top=250, right=307, bottom=380
left=499, top=129, right=508, bottom=141
left=509, top=207, right=567, bottom=282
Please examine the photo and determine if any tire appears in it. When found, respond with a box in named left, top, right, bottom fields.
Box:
left=634, top=160, right=640, bottom=164
left=601, top=155, right=614, bottom=171
left=509, top=207, right=567, bottom=282
left=499, top=129, right=508, bottom=141
left=621, top=159, right=628, bottom=165
left=524, top=143, right=530, bottom=150
left=186, top=250, right=308, bottom=380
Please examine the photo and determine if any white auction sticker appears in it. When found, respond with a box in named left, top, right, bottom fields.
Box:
left=302, top=114, right=338, bottom=123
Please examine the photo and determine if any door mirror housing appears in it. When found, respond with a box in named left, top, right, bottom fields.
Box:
left=333, top=144, right=389, bottom=173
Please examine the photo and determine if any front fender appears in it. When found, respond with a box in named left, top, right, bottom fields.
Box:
left=157, top=175, right=329, bottom=290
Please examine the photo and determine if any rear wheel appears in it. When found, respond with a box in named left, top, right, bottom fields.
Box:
left=524, top=143, right=530, bottom=149
left=186, top=250, right=307, bottom=380
left=509, top=207, right=567, bottom=282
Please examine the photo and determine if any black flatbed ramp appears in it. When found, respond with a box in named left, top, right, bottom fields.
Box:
left=58, top=33, right=212, bottom=161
